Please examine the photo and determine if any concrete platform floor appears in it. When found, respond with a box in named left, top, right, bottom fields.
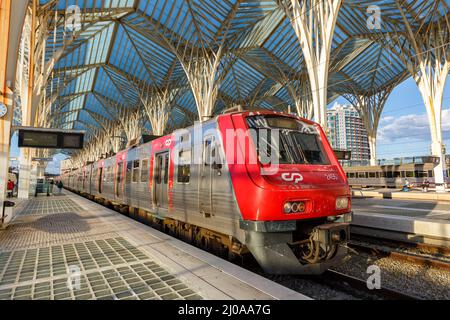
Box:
left=352, top=197, right=450, bottom=221
left=351, top=197, right=450, bottom=245
left=0, top=191, right=308, bottom=300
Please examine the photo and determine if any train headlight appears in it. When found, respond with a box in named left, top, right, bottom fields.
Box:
left=284, top=201, right=306, bottom=214
left=291, top=202, right=299, bottom=212
left=283, top=202, right=292, bottom=213
left=336, top=197, right=349, bottom=210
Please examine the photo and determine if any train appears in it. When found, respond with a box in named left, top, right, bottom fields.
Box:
left=345, top=156, right=450, bottom=188
left=61, top=110, right=352, bottom=274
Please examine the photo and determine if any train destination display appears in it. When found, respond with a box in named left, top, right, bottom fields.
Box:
left=17, top=127, right=85, bottom=149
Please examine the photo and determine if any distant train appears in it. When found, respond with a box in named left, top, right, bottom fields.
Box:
left=345, top=156, right=449, bottom=188
left=61, top=111, right=352, bottom=274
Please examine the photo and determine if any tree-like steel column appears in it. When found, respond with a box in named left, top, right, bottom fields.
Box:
left=261, top=49, right=314, bottom=118
left=393, top=1, right=449, bottom=192
left=343, top=84, right=399, bottom=166
left=17, top=1, right=37, bottom=199
left=140, top=85, right=183, bottom=136
left=280, top=0, right=342, bottom=127
left=118, top=107, right=144, bottom=145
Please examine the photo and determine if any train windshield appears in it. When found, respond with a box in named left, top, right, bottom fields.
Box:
left=246, top=115, right=330, bottom=165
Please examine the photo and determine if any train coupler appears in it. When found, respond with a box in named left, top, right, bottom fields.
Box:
left=311, top=222, right=350, bottom=247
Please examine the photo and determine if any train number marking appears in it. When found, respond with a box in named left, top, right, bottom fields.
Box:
left=325, top=173, right=338, bottom=181
left=281, top=173, right=303, bottom=184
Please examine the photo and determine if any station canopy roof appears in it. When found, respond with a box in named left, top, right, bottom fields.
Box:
left=35, top=0, right=449, bottom=141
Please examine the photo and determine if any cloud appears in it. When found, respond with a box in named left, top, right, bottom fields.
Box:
left=378, top=108, right=450, bottom=143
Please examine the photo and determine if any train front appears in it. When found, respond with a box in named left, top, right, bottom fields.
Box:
left=221, top=111, right=352, bottom=274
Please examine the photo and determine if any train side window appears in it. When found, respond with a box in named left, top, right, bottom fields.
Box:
left=416, top=170, right=427, bottom=178
left=357, top=172, right=365, bottom=178
left=141, top=159, right=149, bottom=183
left=108, top=166, right=113, bottom=182
left=204, top=139, right=213, bottom=166
left=428, top=170, right=434, bottom=178
left=132, top=160, right=140, bottom=183
left=177, top=149, right=191, bottom=183
left=368, top=172, right=376, bottom=178
left=386, top=171, right=393, bottom=178
left=126, top=161, right=133, bottom=184
left=155, top=156, right=163, bottom=184
left=401, top=171, right=406, bottom=178
left=393, top=171, right=401, bottom=178
left=406, top=171, right=414, bottom=177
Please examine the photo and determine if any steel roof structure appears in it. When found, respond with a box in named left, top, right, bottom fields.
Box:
left=10, top=1, right=450, bottom=173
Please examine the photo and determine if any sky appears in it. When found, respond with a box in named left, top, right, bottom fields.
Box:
left=9, top=75, right=450, bottom=173
left=333, top=76, right=450, bottom=159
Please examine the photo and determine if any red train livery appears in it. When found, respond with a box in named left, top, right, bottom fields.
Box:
left=61, top=110, right=352, bottom=274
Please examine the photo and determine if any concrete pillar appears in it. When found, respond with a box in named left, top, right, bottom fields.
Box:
left=0, top=85, right=14, bottom=225
left=420, top=80, right=447, bottom=192
left=1, top=0, right=28, bottom=226
left=414, top=53, right=448, bottom=193
left=368, top=135, right=377, bottom=166
left=393, top=1, right=449, bottom=192
left=37, top=161, right=46, bottom=177
left=17, top=148, right=32, bottom=198
left=284, top=0, right=342, bottom=127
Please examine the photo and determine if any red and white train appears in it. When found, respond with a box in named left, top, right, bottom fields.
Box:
left=61, top=110, right=352, bottom=274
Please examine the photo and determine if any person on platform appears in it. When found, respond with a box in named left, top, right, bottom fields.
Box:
left=7, top=179, right=14, bottom=198
left=402, top=178, right=411, bottom=192
left=422, top=178, right=430, bottom=193
left=57, top=180, right=63, bottom=194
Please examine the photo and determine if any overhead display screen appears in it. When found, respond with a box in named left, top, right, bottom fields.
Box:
left=62, top=134, right=83, bottom=149
left=20, top=131, right=59, bottom=148
left=17, top=128, right=85, bottom=149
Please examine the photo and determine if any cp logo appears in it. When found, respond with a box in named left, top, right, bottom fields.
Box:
left=281, top=173, right=303, bottom=184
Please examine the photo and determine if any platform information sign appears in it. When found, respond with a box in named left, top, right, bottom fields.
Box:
left=16, top=127, right=85, bottom=149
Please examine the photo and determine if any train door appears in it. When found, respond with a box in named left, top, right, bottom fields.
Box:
left=88, top=165, right=93, bottom=194
left=154, top=152, right=169, bottom=208
left=98, top=166, right=103, bottom=194
left=115, top=161, right=124, bottom=198
left=199, top=136, right=214, bottom=217
left=82, top=169, right=86, bottom=190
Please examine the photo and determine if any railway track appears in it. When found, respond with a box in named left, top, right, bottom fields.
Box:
left=347, top=235, right=450, bottom=271
left=77, top=191, right=435, bottom=300
left=319, top=270, right=420, bottom=300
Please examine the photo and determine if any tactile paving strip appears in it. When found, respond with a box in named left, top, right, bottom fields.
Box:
left=18, top=197, right=83, bottom=216
left=0, top=237, right=202, bottom=300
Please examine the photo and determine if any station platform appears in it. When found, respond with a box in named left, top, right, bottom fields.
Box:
left=351, top=197, right=450, bottom=246
left=0, top=191, right=308, bottom=300
left=352, top=188, right=450, bottom=202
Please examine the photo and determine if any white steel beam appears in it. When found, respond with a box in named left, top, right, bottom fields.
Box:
left=392, top=0, right=449, bottom=192
left=281, top=0, right=342, bottom=127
